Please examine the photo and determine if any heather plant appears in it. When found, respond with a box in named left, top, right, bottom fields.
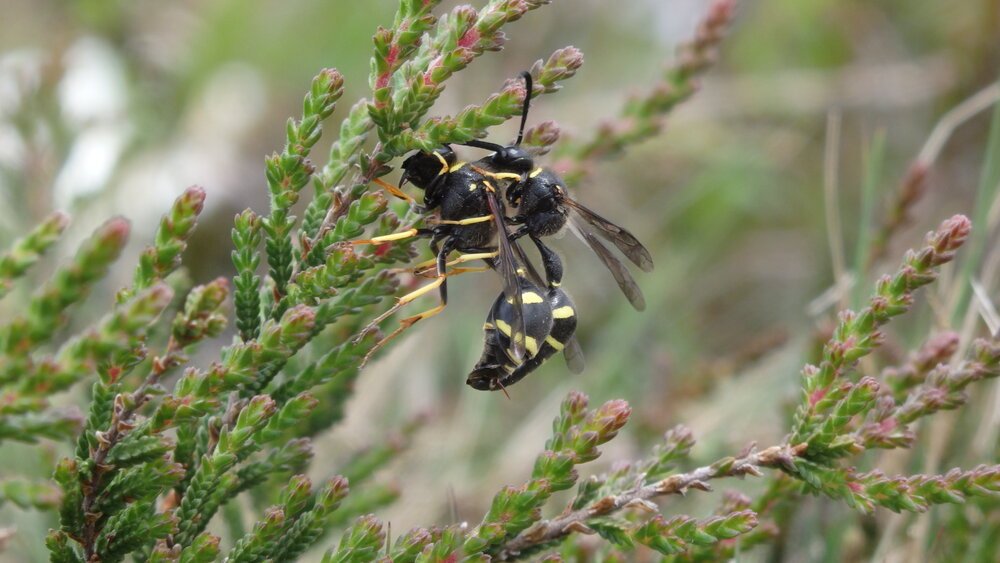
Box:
left=0, top=0, right=998, bottom=561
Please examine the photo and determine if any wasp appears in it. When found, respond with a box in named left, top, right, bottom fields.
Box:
left=467, top=71, right=654, bottom=310
left=467, top=240, right=581, bottom=392
left=353, top=145, right=530, bottom=365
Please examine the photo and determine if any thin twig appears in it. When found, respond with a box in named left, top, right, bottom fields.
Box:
left=80, top=337, right=185, bottom=558
left=871, top=82, right=1000, bottom=265
left=495, top=443, right=807, bottom=560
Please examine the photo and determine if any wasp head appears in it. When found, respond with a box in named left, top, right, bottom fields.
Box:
left=400, top=145, right=456, bottom=190
left=489, top=146, right=534, bottom=174
left=466, top=365, right=505, bottom=391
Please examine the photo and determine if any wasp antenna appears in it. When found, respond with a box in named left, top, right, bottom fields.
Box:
left=515, top=71, right=533, bottom=146
left=497, top=379, right=512, bottom=400
left=465, top=139, right=506, bottom=152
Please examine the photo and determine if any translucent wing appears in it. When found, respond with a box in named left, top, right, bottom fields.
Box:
left=486, top=182, right=526, bottom=361
left=571, top=221, right=647, bottom=311
left=562, top=336, right=586, bottom=374
left=564, top=198, right=654, bottom=272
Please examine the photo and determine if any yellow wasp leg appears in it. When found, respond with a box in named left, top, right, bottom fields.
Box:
left=471, top=166, right=521, bottom=182
left=436, top=215, right=492, bottom=226
left=356, top=247, right=500, bottom=365
left=351, top=228, right=420, bottom=245
left=357, top=275, right=447, bottom=367
left=433, top=151, right=449, bottom=175
left=373, top=177, right=416, bottom=203
left=411, top=251, right=499, bottom=276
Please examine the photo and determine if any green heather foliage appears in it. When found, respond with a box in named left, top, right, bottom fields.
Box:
left=0, top=0, right=998, bottom=561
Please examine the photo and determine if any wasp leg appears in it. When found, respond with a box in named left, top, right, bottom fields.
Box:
left=411, top=250, right=499, bottom=277
left=358, top=281, right=447, bottom=367
left=507, top=226, right=563, bottom=289
left=530, top=235, right=564, bottom=288
left=436, top=215, right=493, bottom=226
left=351, top=225, right=442, bottom=246
left=357, top=237, right=461, bottom=366
left=373, top=177, right=416, bottom=203
left=508, top=225, right=529, bottom=241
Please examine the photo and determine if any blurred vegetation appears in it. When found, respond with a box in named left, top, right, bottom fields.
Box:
left=1, top=0, right=999, bottom=561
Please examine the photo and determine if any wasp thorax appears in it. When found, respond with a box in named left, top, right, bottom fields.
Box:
left=400, top=146, right=456, bottom=190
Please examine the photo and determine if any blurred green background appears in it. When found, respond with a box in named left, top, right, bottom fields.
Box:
left=1, top=0, right=998, bottom=560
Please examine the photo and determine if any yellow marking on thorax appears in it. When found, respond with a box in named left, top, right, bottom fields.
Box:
left=482, top=179, right=497, bottom=193
left=468, top=182, right=478, bottom=191
left=483, top=322, right=495, bottom=330
left=449, top=161, right=467, bottom=172
left=494, top=171, right=522, bottom=181
left=545, top=335, right=565, bottom=351
left=552, top=305, right=575, bottom=319
left=529, top=168, right=544, bottom=178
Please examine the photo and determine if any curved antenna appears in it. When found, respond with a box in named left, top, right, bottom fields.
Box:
left=515, top=71, right=533, bottom=146
left=464, top=139, right=506, bottom=152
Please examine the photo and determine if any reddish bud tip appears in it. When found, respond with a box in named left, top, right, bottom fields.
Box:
left=100, top=216, right=132, bottom=244
left=49, top=211, right=71, bottom=231
left=183, top=185, right=207, bottom=209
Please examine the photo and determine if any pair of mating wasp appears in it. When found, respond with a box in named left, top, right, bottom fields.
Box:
left=355, top=72, right=653, bottom=393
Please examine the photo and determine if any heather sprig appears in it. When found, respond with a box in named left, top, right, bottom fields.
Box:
left=0, top=218, right=163, bottom=449
left=790, top=215, right=972, bottom=446
left=883, top=330, right=961, bottom=397
left=557, top=0, right=738, bottom=186
left=464, top=392, right=631, bottom=557
left=389, top=46, right=584, bottom=153
left=323, top=514, right=386, bottom=563
left=226, top=475, right=350, bottom=562
left=301, top=101, right=374, bottom=243
left=123, top=185, right=206, bottom=301
left=629, top=511, right=759, bottom=556
left=857, top=337, right=1000, bottom=450
left=0, top=477, right=62, bottom=510
left=261, top=69, right=346, bottom=308
left=172, top=395, right=279, bottom=546
left=0, top=211, right=69, bottom=299
left=1, top=217, right=130, bottom=360
left=233, top=209, right=264, bottom=341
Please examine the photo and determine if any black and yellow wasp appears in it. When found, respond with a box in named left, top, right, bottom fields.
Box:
left=352, top=145, right=531, bottom=366
left=354, top=144, right=585, bottom=382
left=356, top=70, right=651, bottom=392
left=467, top=71, right=654, bottom=311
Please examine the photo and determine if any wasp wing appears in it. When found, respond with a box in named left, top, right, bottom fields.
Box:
left=486, top=181, right=526, bottom=361
left=571, top=221, right=647, bottom=311
left=564, top=198, right=654, bottom=272
left=562, top=335, right=586, bottom=374
left=511, top=236, right=585, bottom=373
